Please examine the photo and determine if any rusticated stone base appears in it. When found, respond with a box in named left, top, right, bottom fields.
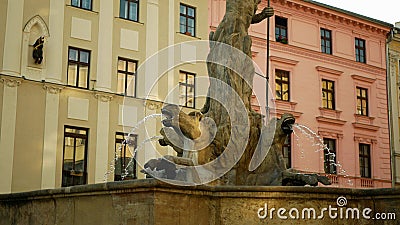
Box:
left=0, top=179, right=399, bottom=225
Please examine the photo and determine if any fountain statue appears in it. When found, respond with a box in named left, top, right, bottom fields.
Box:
left=142, top=0, right=330, bottom=187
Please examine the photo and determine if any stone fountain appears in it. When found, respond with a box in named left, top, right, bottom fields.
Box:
left=142, top=0, right=330, bottom=187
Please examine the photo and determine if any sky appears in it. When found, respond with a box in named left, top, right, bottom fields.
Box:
left=314, top=0, right=398, bottom=25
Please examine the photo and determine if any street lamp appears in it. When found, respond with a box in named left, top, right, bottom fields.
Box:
left=265, top=0, right=271, bottom=121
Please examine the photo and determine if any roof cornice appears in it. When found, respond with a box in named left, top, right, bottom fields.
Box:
left=267, top=0, right=392, bottom=35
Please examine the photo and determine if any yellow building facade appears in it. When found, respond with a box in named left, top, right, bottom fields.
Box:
left=388, top=23, right=400, bottom=187
left=0, top=0, right=208, bottom=193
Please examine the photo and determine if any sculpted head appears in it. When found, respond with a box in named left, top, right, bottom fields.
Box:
left=269, top=113, right=295, bottom=144
left=280, top=113, right=295, bottom=135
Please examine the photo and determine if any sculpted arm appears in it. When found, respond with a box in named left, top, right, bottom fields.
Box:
left=251, top=7, right=274, bottom=24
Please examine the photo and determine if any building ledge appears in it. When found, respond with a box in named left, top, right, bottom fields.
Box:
left=351, top=74, right=376, bottom=84
left=353, top=114, right=378, bottom=131
left=271, top=108, right=303, bottom=118
left=271, top=100, right=303, bottom=118
left=316, top=66, right=343, bottom=76
left=354, top=114, right=375, bottom=123
left=319, top=107, right=342, bottom=119
left=274, top=99, right=297, bottom=111
left=316, top=116, right=346, bottom=126
left=352, top=122, right=380, bottom=131
left=269, top=55, right=299, bottom=65
left=176, top=32, right=202, bottom=40
left=316, top=108, right=346, bottom=125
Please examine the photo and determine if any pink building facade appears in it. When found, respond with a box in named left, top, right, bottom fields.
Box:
left=209, top=0, right=392, bottom=188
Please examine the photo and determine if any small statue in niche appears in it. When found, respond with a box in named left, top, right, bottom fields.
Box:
left=32, top=36, right=45, bottom=64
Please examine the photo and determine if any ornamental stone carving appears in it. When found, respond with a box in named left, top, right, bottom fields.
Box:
left=0, top=77, right=22, bottom=88
left=43, top=84, right=63, bottom=94
left=144, top=100, right=162, bottom=110
left=94, top=93, right=113, bottom=102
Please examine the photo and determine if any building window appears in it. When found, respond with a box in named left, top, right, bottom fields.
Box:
left=355, top=38, right=366, bottom=63
left=323, top=138, right=337, bottom=174
left=120, top=0, right=139, bottom=22
left=180, top=4, right=196, bottom=36
left=320, top=28, right=332, bottom=54
left=359, top=143, right=371, bottom=178
left=117, top=58, right=137, bottom=97
left=115, top=132, right=137, bottom=181
left=62, top=126, right=88, bottom=187
left=71, top=0, right=92, bottom=10
left=282, top=135, right=291, bottom=168
left=179, top=71, right=195, bottom=108
left=68, top=47, right=90, bottom=89
left=322, top=79, right=335, bottom=109
left=275, top=16, right=288, bottom=44
left=275, top=69, right=290, bottom=101
left=356, top=87, right=368, bottom=116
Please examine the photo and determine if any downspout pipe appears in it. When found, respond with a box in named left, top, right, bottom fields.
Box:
left=386, top=28, right=396, bottom=188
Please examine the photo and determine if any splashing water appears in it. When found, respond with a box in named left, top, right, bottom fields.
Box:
left=127, top=113, right=163, bottom=135
left=293, top=124, right=325, bottom=152
left=103, top=114, right=163, bottom=181
left=121, top=135, right=163, bottom=180
left=292, top=124, right=348, bottom=180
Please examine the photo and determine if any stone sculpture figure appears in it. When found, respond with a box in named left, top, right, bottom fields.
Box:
left=33, top=36, right=44, bottom=64
left=143, top=0, right=331, bottom=187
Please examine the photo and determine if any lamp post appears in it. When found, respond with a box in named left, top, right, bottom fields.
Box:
left=265, top=0, right=271, bottom=121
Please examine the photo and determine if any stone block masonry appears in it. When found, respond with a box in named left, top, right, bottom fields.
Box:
left=0, top=179, right=399, bottom=224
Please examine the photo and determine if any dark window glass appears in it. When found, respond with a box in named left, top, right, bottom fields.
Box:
left=114, top=132, right=138, bottom=181
left=68, top=47, right=90, bottom=89
left=321, top=28, right=332, bottom=54
left=322, top=79, right=335, bottom=109
left=117, top=58, right=137, bottom=97
left=323, top=138, right=337, bottom=174
left=355, top=38, right=366, bottom=63
left=62, top=126, right=88, bottom=187
left=120, top=0, right=139, bottom=22
left=275, top=69, right=290, bottom=101
left=180, top=4, right=196, bottom=36
left=359, top=144, right=371, bottom=178
left=356, top=87, right=368, bottom=116
left=179, top=71, right=196, bottom=108
left=71, top=0, right=92, bottom=10
left=275, top=16, right=288, bottom=43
